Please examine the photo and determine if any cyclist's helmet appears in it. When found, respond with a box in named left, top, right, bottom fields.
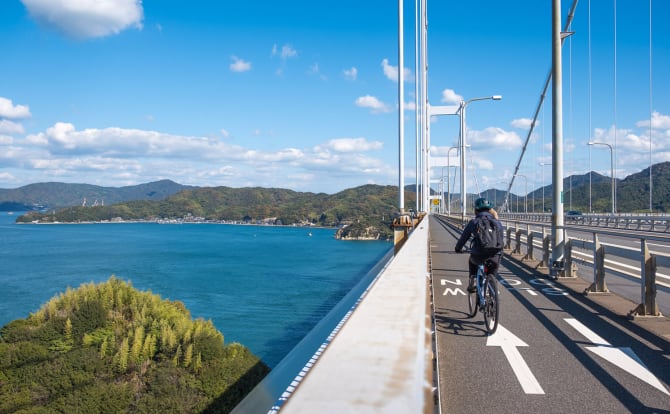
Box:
left=474, top=197, right=493, bottom=213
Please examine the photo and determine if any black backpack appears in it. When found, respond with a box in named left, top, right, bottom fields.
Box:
left=473, top=216, right=503, bottom=255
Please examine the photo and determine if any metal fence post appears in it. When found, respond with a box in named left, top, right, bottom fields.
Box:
left=524, top=231, right=534, bottom=262
left=539, top=227, right=549, bottom=268
left=505, top=228, right=512, bottom=250
left=629, top=239, right=661, bottom=317
left=562, top=238, right=577, bottom=278
left=585, top=233, right=608, bottom=294
left=513, top=228, right=522, bottom=254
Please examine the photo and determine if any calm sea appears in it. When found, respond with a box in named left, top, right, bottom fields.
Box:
left=0, top=212, right=391, bottom=367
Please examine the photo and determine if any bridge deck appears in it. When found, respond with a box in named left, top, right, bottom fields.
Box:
left=234, top=215, right=670, bottom=413
left=430, top=215, right=670, bottom=413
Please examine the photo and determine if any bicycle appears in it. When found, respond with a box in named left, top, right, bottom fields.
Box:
left=461, top=251, right=500, bottom=334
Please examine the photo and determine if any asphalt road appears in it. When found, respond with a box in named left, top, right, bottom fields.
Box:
left=430, top=216, right=670, bottom=414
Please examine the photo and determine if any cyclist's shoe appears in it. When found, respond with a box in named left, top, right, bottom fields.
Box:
left=467, top=275, right=476, bottom=293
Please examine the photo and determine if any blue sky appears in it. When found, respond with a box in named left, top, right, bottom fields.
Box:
left=1, top=1, right=668, bottom=195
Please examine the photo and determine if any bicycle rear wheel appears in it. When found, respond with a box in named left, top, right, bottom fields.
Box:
left=483, top=275, right=499, bottom=334
left=467, top=277, right=478, bottom=318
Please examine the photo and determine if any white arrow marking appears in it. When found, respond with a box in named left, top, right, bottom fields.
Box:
left=487, top=324, right=545, bottom=394
left=564, top=318, right=669, bottom=396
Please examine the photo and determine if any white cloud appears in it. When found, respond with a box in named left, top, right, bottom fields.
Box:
left=343, top=67, right=358, bottom=81
left=230, top=56, right=252, bottom=72
left=441, top=89, right=462, bottom=104
left=272, top=44, right=298, bottom=60
left=7, top=121, right=398, bottom=193
left=635, top=111, right=670, bottom=130
left=0, top=97, right=31, bottom=119
left=21, top=0, right=144, bottom=39
left=468, top=127, right=522, bottom=148
left=0, top=120, right=25, bottom=135
left=316, top=138, right=383, bottom=153
left=472, top=158, right=495, bottom=170
left=381, top=58, right=411, bottom=83
left=511, top=118, right=536, bottom=130
left=355, top=95, right=391, bottom=113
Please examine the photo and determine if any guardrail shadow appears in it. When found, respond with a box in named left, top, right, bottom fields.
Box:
left=501, top=253, right=670, bottom=413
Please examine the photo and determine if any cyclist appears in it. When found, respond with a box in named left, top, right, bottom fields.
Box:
left=454, top=197, right=504, bottom=292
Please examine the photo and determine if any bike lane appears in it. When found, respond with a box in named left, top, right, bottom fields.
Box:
left=430, top=216, right=670, bottom=414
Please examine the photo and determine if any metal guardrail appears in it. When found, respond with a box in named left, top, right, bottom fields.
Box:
left=500, top=212, right=670, bottom=233
left=438, top=214, right=668, bottom=318
left=503, top=220, right=668, bottom=318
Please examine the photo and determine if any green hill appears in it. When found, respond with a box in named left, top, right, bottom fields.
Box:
left=0, top=277, right=268, bottom=413
left=17, top=184, right=417, bottom=240
left=477, top=161, right=670, bottom=213
left=0, top=180, right=194, bottom=211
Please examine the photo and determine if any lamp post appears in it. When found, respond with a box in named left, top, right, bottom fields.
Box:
left=459, top=95, right=502, bottom=222
left=440, top=167, right=445, bottom=214
left=514, top=174, right=528, bottom=213
left=447, top=146, right=458, bottom=215
left=493, top=181, right=507, bottom=210
left=588, top=141, right=615, bottom=214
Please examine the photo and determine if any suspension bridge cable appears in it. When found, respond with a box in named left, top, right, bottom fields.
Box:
left=500, top=0, right=580, bottom=213
left=649, top=0, right=653, bottom=212
left=588, top=0, right=593, bottom=213
left=468, top=146, right=480, bottom=196
left=414, top=0, right=420, bottom=211
left=613, top=0, right=617, bottom=213
left=568, top=15, right=574, bottom=211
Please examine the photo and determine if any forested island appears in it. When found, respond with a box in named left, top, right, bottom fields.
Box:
left=15, top=184, right=418, bottom=241
left=0, top=277, right=269, bottom=413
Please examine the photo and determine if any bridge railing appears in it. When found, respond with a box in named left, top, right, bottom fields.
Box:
left=437, top=214, right=668, bottom=318
left=500, top=212, right=670, bottom=233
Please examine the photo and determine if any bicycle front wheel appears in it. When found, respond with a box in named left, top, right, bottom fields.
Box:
left=467, top=284, right=478, bottom=318
left=483, top=275, right=499, bottom=334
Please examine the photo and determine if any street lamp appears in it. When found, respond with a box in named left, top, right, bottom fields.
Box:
left=459, top=95, right=502, bottom=221
left=588, top=141, right=615, bottom=214
left=447, top=146, right=458, bottom=215
left=493, top=181, right=507, bottom=209
left=514, top=174, right=528, bottom=213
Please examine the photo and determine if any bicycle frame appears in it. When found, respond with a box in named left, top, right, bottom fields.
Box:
left=466, top=256, right=500, bottom=334
left=475, top=263, right=488, bottom=308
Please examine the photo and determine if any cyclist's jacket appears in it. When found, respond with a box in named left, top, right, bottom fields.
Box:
left=454, top=211, right=504, bottom=257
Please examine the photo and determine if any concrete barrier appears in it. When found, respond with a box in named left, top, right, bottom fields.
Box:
left=233, top=220, right=432, bottom=413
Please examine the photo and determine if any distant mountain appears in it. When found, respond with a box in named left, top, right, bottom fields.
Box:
left=476, top=161, right=670, bottom=213
left=0, top=179, right=195, bottom=211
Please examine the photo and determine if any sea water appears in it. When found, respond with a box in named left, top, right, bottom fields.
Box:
left=0, top=212, right=391, bottom=367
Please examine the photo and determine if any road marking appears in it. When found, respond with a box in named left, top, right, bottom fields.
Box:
left=500, top=278, right=539, bottom=296
left=487, top=324, right=545, bottom=395
left=564, top=318, right=670, bottom=396
left=440, top=279, right=466, bottom=296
